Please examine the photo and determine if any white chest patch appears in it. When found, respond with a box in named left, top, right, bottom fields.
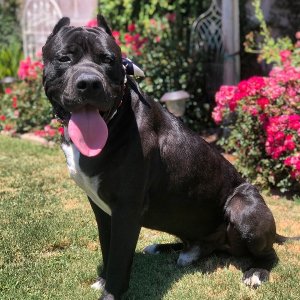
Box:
left=61, top=142, right=112, bottom=216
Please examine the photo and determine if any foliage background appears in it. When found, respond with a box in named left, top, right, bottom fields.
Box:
left=98, top=0, right=212, bottom=131
left=212, top=0, right=300, bottom=193
left=0, top=0, right=23, bottom=79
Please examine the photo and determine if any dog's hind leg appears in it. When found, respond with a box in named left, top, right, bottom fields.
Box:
left=177, top=244, right=202, bottom=266
left=225, top=183, right=278, bottom=288
left=243, top=248, right=278, bottom=288
left=144, top=242, right=214, bottom=267
left=143, top=242, right=184, bottom=254
left=143, top=241, right=200, bottom=267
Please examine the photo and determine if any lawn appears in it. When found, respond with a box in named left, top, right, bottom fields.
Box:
left=0, top=135, right=299, bottom=300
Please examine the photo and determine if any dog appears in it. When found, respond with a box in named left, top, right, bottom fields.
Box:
left=42, top=15, right=299, bottom=300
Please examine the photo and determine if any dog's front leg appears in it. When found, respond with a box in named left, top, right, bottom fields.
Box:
left=89, top=198, right=111, bottom=290
left=100, top=207, right=141, bottom=300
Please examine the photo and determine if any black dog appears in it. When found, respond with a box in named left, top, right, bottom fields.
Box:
left=42, top=16, right=298, bottom=300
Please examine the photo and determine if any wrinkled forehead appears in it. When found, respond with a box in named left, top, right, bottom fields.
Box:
left=48, top=26, right=120, bottom=55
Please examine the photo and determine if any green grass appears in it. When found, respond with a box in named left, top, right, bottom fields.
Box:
left=0, top=135, right=300, bottom=300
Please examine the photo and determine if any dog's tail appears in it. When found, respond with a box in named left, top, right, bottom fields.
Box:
left=275, top=233, right=300, bottom=244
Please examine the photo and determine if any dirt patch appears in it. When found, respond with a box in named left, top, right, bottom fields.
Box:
left=86, top=241, right=99, bottom=251
left=43, top=238, right=71, bottom=253
left=63, top=198, right=82, bottom=211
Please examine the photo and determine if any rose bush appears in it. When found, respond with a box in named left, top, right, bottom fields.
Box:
left=213, top=48, right=300, bottom=192
left=89, top=2, right=210, bottom=130
left=0, top=56, right=62, bottom=141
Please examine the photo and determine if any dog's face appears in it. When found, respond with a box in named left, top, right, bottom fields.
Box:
left=42, top=16, right=125, bottom=122
left=43, top=16, right=126, bottom=157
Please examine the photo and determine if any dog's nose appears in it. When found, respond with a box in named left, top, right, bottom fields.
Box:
left=76, top=74, right=102, bottom=95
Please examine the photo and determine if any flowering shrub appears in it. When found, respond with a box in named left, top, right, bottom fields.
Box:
left=86, top=19, right=148, bottom=58
left=0, top=57, right=61, bottom=140
left=244, top=0, right=300, bottom=68
left=86, top=5, right=207, bottom=130
left=17, top=56, right=43, bottom=80
left=34, top=119, right=64, bottom=143
left=213, top=53, right=300, bottom=192
left=113, top=24, right=148, bottom=57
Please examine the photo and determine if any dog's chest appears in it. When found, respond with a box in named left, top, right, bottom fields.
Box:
left=61, top=142, right=112, bottom=216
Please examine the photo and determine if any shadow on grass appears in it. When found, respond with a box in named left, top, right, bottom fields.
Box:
left=94, top=251, right=253, bottom=299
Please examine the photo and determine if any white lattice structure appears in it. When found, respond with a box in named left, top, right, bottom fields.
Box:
left=190, top=0, right=223, bottom=59
left=22, top=0, right=63, bottom=59
left=189, top=0, right=240, bottom=97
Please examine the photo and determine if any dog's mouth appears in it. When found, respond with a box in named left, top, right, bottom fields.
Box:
left=67, top=105, right=108, bottom=157
left=54, top=102, right=111, bottom=157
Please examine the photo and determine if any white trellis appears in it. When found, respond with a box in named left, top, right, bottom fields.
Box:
left=190, top=0, right=240, bottom=93
left=22, top=0, right=63, bottom=59
left=190, top=0, right=224, bottom=59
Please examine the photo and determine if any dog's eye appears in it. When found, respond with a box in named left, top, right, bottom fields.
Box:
left=101, top=54, right=115, bottom=64
left=58, top=56, right=71, bottom=63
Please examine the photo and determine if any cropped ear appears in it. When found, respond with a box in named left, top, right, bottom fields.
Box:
left=43, top=17, right=70, bottom=51
left=97, top=15, right=112, bottom=35
left=52, top=17, right=70, bottom=35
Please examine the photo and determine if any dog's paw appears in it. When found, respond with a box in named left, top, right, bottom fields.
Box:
left=243, top=268, right=269, bottom=288
left=143, top=244, right=160, bottom=255
left=99, top=289, right=115, bottom=300
left=91, top=277, right=106, bottom=290
left=177, top=246, right=200, bottom=267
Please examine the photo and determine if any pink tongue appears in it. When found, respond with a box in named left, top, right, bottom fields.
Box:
left=68, top=107, right=108, bottom=157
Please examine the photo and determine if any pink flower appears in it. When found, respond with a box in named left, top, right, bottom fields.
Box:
left=257, top=97, right=269, bottom=110
left=12, top=96, right=17, bottom=108
left=35, top=50, right=42, bottom=58
left=288, top=115, right=300, bottom=130
left=124, top=33, right=133, bottom=44
left=86, top=19, right=98, bottom=28
left=264, top=115, right=299, bottom=160
left=166, top=13, right=176, bottom=23
left=34, top=130, right=46, bottom=137
left=44, top=125, right=51, bottom=132
left=212, top=108, right=223, bottom=124
left=18, top=57, right=43, bottom=80
left=280, top=50, right=292, bottom=65
left=284, top=135, right=295, bottom=151
left=4, top=124, right=12, bottom=131
left=213, top=85, right=237, bottom=121
left=112, top=31, right=121, bottom=46
left=236, top=76, right=265, bottom=97
left=262, top=78, right=285, bottom=100
left=250, top=107, right=258, bottom=116
left=58, top=127, right=64, bottom=135
left=127, top=23, right=136, bottom=32
left=112, top=31, right=120, bottom=39
left=0, top=115, right=6, bottom=121
left=149, top=19, right=157, bottom=27
left=284, top=154, right=300, bottom=179
left=5, top=88, right=12, bottom=94
left=155, top=36, right=161, bottom=43
left=274, top=131, right=285, bottom=142
left=229, top=98, right=238, bottom=111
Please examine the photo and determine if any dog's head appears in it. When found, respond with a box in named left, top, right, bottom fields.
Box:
left=42, top=15, right=125, bottom=157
